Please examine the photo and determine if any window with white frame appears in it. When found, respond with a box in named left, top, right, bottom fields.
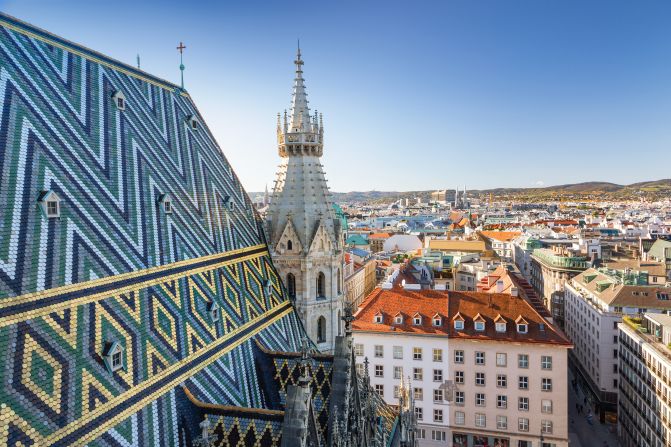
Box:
left=496, top=352, right=507, bottom=367
left=541, top=399, right=553, bottom=414
left=433, top=348, right=443, bottom=362
left=454, top=350, right=464, bottom=363
left=356, top=363, right=364, bottom=376
left=413, top=314, right=422, bottom=325
left=431, top=430, right=446, bottom=441
left=374, top=345, right=383, bottom=358
left=519, top=376, right=529, bottom=390
left=112, top=91, right=126, bottom=111
left=517, top=323, right=528, bottom=333
left=518, top=397, right=529, bottom=411
left=518, top=417, right=529, bottom=432
left=393, top=345, right=403, bottom=359
left=454, top=411, right=465, bottom=425
left=455, top=370, right=464, bottom=384
left=413, top=347, right=422, bottom=360
left=475, top=351, right=485, bottom=365
left=354, top=344, right=363, bottom=356
left=375, top=365, right=384, bottom=377
left=434, top=408, right=443, bottom=423
left=433, top=369, right=443, bottom=382
left=475, top=393, right=485, bottom=406
left=393, top=366, right=403, bottom=380
left=413, top=368, right=423, bottom=381
left=475, top=413, right=486, bottom=427
left=433, top=315, right=442, bottom=326
left=455, top=391, right=464, bottom=405
left=417, top=429, right=425, bottom=439
left=475, top=372, right=485, bottom=386
left=518, top=354, right=529, bottom=368
left=496, top=415, right=507, bottom=430
left=454, top=320, right=464, bottom=330
left=542, top=378, right=552, bottom=391
left=394, top=314, right=403, bottom=324
left=474, top=321, right=485, bottom=331
left=415, top=407, right=423, bottom=420
left=497, top=395, right=507, bottom=409
left=433, top=388, right=444, bottom=402
left=374, top=314, right=383, bottom=323
left=413, top=387, right=423, bottom=401
left=541, top=420, right=553, bottom=434
left=496, top=321, right=506, bottom=332
left=374, top=384, right=384, bottom=396
left=541, top=355, right=553, bottom=370
left=393, top=385, right=400, bottom=398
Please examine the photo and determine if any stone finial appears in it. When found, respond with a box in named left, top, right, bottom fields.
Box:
left=299, top=337, right=312, bottom=387
left=342, top=302, right=355, bottom=336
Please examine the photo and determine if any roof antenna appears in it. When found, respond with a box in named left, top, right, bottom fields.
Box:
left=176, top=41, right=186, bottom=90
left=136, top=54, right=141, bottom=70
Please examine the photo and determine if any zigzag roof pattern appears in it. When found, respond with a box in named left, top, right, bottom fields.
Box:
left=0, top=12, right=311, bottom=447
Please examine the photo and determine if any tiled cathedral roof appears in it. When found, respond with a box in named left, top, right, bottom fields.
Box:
left=0, top=12, right=307, bottom=446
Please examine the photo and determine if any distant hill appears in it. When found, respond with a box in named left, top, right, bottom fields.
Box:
left=249, top=179, right=671, bottom=204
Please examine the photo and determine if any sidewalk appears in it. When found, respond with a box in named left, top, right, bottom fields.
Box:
left=567, top=369, right=620, bottom=446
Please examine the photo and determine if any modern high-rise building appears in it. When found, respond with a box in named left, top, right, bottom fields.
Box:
left=266, top=48, right=344, bottom=352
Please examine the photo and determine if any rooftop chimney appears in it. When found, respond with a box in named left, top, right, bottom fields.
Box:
left=511, top=287, right=519, bottom=297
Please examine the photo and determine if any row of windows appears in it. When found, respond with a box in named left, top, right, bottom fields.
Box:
left=413, top=408, right=553, bottom=433
left=358, top=344, right=552, bottom=369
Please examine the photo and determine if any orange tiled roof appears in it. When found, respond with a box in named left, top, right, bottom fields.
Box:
left=480, top=231, right=522, bottom=242
left=353, top=288, right=570, bottom=346
left=369, top=233, right=391, bottom=239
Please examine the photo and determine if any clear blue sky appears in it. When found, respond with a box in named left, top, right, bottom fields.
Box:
left=3, top=0, right=670, bottom=192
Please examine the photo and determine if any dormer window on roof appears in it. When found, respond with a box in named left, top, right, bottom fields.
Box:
left=223, top=196, right=235, bottom=211
left=432, top=314, right=442, bottom=327
left=38, top=190, right=61, bottom=218
left=207, top=302, right=220, bottom=323
left=112, top=91, right=126, bottom=111
left=473, top=313, right=486, bottom=332
left=494, top=315, right=507, bottom=333
left=263, top=279, right=273, bottom=297
left=413, top=313, right=422, bottom=326
left=187, top=115, right=199, bottom=130
left=453, top=312, right=465, bottom=330
left=515, top=316, right=529, bottom=334
left=102, top=341, right=125, bottom=373
left=374, top=312, right=383, bottom=324
left=394, top=313, right=403, bottom=325
left=157, top=193, right=173, bottom=214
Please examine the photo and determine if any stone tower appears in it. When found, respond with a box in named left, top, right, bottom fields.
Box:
left=266, top=47, right=344, bottom=352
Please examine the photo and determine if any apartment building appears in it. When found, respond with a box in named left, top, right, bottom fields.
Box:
left=530, top=246, right=590, bottom=327
left=352, top=287, right=572, bottom=447
left=618, top=314, right=671, bottom=447
left=564, top=268, right=671, bottom=421
left=480, top=231, right=522, bottom=262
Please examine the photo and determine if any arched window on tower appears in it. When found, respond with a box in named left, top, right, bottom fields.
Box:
left=337, top=268, right=341, bottom=294
left=287, top=273, right=296, bottom=299
left=316, top=272, right=326, bottom=298
left=287, top=240, right=293, bottom=251
left=317, top=316, right=326, bottom=343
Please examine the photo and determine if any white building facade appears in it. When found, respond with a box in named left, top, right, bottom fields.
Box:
left=353, top=288, right=572, bottom=447
left=266, top=48, right=344, bottom=351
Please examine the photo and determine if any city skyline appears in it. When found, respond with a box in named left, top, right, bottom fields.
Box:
left=3, top=0, right=670, bottom=193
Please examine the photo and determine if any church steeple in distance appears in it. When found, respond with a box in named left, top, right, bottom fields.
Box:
left=267, top=46, right=344, bottom=353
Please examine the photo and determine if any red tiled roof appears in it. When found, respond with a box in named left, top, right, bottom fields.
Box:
left=353, top=288, right=571, bottom=346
